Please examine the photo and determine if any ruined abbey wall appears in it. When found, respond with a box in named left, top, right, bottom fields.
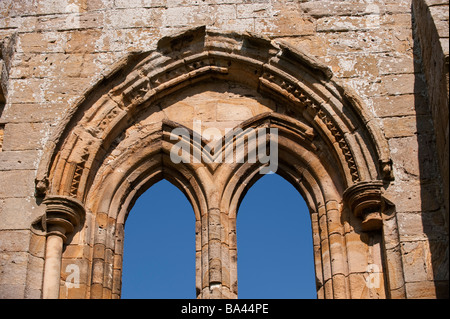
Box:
left=0, top=0, right=448, bottom=299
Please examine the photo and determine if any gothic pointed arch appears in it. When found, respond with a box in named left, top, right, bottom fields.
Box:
left=34, top=26, right=404, bottom=299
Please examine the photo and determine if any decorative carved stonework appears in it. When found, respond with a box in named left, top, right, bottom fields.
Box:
left=41, top=195, right=86, bottom=298
left=316, top=109, right=360, bottom=183
left=26, top=27, right=407, bottom=299
left=42, top=195, right=86, bottom=243
left=343, top=181, right=384, bottom=231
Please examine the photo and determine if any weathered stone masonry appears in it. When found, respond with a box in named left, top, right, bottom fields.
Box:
left=0, top=0, right=448, bottom=299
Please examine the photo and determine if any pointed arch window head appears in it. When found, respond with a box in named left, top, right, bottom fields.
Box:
left=33, top=26, right=400, bottom=299
left=36, top=26, right=393, bottom=203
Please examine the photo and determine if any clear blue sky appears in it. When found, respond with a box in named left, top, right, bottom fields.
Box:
left=121, top=173, right=317, bottom=299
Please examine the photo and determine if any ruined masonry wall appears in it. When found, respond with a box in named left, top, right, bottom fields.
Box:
left=0, top=0, right=448, bottom=298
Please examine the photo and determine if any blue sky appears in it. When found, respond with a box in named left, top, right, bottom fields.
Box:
left=121, top=173, right=317, bottom=299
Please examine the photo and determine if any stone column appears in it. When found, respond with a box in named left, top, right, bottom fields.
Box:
left=42, top=195, right=85, bottom=299
left=198, top=208, right=236, bottom=299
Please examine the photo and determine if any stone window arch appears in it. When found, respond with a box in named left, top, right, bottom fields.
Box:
left=34, top=26, right=405, bottom=299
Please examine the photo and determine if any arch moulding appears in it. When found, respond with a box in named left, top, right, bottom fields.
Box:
left=34, top=26, right=405, bottom=299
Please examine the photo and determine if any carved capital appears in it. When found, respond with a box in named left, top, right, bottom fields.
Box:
left=42, top=195, right=86, bottom=243
left=343, top=181, right=384, bottom=231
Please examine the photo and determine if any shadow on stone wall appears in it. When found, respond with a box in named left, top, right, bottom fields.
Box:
left=412, top=8, right=449, bottom=299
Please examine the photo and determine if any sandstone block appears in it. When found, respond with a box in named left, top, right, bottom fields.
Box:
left=327, top=54, right=379, bottom=79
left=377, top=54, right=417, bottom=75
left=2, top=123, right=48, bottom=151
left=163, top=6, right=210, bottom=27
left=317, top=16, right=380, bottom=33
left=401, top=240, right=432, bottom=282
left=379, top=73, right=422, bottom=96
left=382, top=115, right=433, bottom=139
left=163, top=102, right=194, bottom=123
left=385, top=181, right=442, bottom=213
left=216, top=101, right=253, bottom=121
left=28, top=233, right=46, bottom=258
left=63, top=244, right=90, bottom=259
left=220, top=17, right=255, bottom=33
left=300, top=1, right=376, bottom=18
left=0, top=170, right=36, bottom=198
left=0, top=252, right=28, bottom=287
left=372, top=94, right=428, bottom=118
left=405, top=280, right=439, bottom=298
left=0, top=197, right=37, bottom=230
left=236, top=3, right=272, bottom=19
left=65, top=29, right=103, bottom=53
left=36, top=11, right=105, bottom=31
left=105, top=8, right=163, bottom=29
left=0, top=284, right=25, bottom=299
left=0, top=150, right=40, bottom=170
left=1, top=103, right=66, bottom=124
left=0, top=230, right=31, bottom=252
left=345, top=232, right=370, bottom=273
left=25, top=254, right=44, bottom=291
left=18, top=31, right=66, bottom=54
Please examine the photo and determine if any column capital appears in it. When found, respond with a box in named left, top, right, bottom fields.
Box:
left=42, top=195, right=86, bottom=243
left=343, top=181, right=384, bottom=231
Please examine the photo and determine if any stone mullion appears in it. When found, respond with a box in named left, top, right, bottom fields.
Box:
left=381, top=212, right=406, bottom=298
left=367, top=232, right=386, bottom=298
left=220, top=211, right=229, bottom=295
left=228, top=216, right=238, bottom=297
left=326, top=201, right=350, bottom=299
left=317, top=205, right=333, bottom=298
left=102, top=216, right=116, bottom=299
left=101, top=248, right=113, bottom=299
left=90, top=212, right=108, bottom=298
left=200, top=213, right=209, bottom=298
left=195, top=219, right=202, bottom=298
left=207, top=208, right=222, bottom=298
left=112, top=222, right=124, bottom=299
left=220, top=211, right=236, bottom=299
left=310, top=210, right=324, bottom=298
left=197, top=207, right=235, bottom=299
